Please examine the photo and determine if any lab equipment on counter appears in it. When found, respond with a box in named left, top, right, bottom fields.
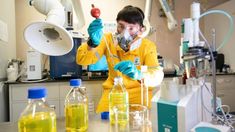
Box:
left=191, top=122, right=231, bottom=132
left=109, top=77, right=129, bottom=126
left=110, top=103, right=152, bottom=132
left=129, top=104, right=148, bottom=132
left=151, top=78, right=212, bottom=132
left=101, top=112, right=109, bottom=120
left=50, top=37, right=82, bottom=79
left=18, top=87, right=57, bottom=132
left=6, top=65, right=18, bottom=82
left=109, top=103, right=130, bottom=132
left=26, top=49, right=42, bottom=80
left=65, top=79, right=88, bottom=132
left=160, top=79, right=179, bottom=102
left=86, top=55, right=109, bottom=79
left=88, top=100, right=95, bottom=115
left=180, top=1, right=234, bottom=130
left=6, top=59, right=22, bottom=82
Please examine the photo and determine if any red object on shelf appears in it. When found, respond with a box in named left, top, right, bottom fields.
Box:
left=90, top=4, right=100, bottom=19
left=190, top=67, right=196, bottom=78
left=182, top=71, right=187, bottom=84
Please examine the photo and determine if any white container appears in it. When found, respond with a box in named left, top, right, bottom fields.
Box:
left=7, top=65, right=18, bottom=82
left=160, top=81, right=179, bottom=102
left=27, top=50, right=42, bottom=80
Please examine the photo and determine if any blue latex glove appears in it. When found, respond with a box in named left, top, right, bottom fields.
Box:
left=114, top=60, right=142, bottom=80
left=87, top=19, right=104, bottom=45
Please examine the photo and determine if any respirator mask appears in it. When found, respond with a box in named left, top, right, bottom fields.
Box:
left=116, top=29, right=138, bottom=52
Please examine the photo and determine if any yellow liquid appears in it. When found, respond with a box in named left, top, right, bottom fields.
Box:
left=65, top=104, right=88, bottom=132
left=18, top=112, right=56, bottom=132
left=109, top=92, right=129, bottom=126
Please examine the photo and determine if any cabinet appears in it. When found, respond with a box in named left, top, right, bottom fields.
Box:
left=8, top=80, right=103, bottom=122
left=215, top=75, right=235, bottom=112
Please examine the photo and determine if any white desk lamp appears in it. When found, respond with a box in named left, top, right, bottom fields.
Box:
left=24, top=0, right=74, bottom=56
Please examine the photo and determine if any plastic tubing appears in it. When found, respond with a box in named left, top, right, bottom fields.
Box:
left=199, top=10, right=234, bottom=51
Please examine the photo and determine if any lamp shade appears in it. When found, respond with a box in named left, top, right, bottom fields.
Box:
left=24, top=21, right=73, bottom=56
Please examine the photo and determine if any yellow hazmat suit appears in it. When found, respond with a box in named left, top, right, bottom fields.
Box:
left=76, top=33, right=163, bottom=113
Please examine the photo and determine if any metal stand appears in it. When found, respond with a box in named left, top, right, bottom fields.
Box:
left=211, top=29, right=218, bottom=123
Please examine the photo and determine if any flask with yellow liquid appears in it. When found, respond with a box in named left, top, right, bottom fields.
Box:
left=109, top=76, right=129, bottom=126
left=18, top=87, right=57, bottom=132
left=65, top=79, right=88, bottom=132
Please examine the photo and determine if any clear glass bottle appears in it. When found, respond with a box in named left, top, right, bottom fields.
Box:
left=18, top=87, right=57, bottom=132
left=109, top=76, right=129, bottom=126
left=65, top=79, right=88, bottom=132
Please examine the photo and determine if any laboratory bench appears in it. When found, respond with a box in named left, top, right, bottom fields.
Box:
left=5, top=75, right=108, bottom=84
left=4, top=74, right=173, bottom=123
left=0, top=115, right=111, bottom=132
left=6, top=79, right=105, bottom=123
left=207, top=73, right=235, bottom=113
left=4, top=73, right=235, bottom=123
left=0, top=114, right=155, bottom=132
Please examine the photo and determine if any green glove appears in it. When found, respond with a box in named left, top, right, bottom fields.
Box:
left=87, top=19, right=104, bottom=45
left=114, top=60, right=142, bottom=80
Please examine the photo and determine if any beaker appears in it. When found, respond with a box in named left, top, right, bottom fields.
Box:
left=109, top=104, right=151, bottom=132
left=129, top=104, right=148, bottom=132
left=109, top=104, right=129, bottom=132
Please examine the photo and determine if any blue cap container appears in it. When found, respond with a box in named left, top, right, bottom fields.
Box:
left=101, top=112, right=109, bottom=120
left=28, top=87, right=47, bottom=99
left=70, top=79, right=82, bottom=87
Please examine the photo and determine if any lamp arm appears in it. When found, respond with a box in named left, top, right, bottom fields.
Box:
left=140, top=0, right=152, bottom=38
left=29, top=0, right=65, bottom=26
left=159, top=0, right=178, bottom=31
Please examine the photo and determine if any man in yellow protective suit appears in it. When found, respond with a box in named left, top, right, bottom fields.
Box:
left=76, top=5, right=164, bottom=113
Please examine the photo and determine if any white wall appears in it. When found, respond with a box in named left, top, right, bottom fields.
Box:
left=15, top=0, right=146, bottom=70
left=204, top=0, right=235, bottom=71
left=0, top=0, right=15, bottom=122
left=0, top=0, right=16, bottom=79
left=15, top=0, right=146, bottom=61
left=75, top=0, right=145, bottom=33
left=15, top=0, right=44, bottom=62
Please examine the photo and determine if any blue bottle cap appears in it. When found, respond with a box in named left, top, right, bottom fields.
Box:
left=70, top=79, right=82, bottom=87
left=101, top=112, right=109, bottom=120
left=28, top=87, right=47, bottom=99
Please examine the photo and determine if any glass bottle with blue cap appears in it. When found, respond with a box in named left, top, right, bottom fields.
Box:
left=65, top=79, right=88, bottom=131
left=18, top=87, right=57, bottom=132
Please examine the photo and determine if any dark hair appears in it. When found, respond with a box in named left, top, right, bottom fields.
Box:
left=116, top=5, right=145, bottom=27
